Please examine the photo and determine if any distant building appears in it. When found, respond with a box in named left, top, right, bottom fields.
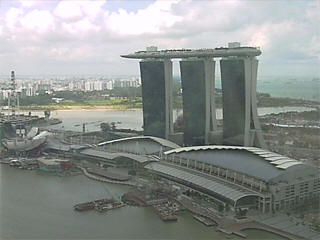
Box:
left=105, top=80, right=114, bottom=90
left=93, top=81, right=103, bottom=91
left=228, top=42, right=241, bottom=48
left=114, top=79, right=139, bottom=88
left=146, top=46, right=158, bottom=52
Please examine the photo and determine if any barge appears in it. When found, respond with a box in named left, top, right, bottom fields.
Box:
left=74, top=198, right=126, bottom=212
left=153, top=204, right=178, bottom=222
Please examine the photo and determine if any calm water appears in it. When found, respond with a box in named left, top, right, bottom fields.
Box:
left=257, top=79, right=320, bottom=101
left=18, top=106, right=313, bottom=132
left=0, top=107, right=313, bottom=239
left=214, top=77, right=320, bottom=101
left=0, top=165, right=286, bottom=240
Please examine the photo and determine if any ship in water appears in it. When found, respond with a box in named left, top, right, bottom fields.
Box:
left=73, top=198, right=126, bottom=212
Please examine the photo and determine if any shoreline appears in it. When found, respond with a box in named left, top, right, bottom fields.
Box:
left=6, top=105, right=317, bottom=112
left=13, top=105, right=142, bottom=111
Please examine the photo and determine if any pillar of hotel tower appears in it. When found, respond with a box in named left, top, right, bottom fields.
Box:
left=220, top=57, right=266, bottom=148
left=139, top=59, right=173, bottom=139
left=180, top=58, right=217, bottom=146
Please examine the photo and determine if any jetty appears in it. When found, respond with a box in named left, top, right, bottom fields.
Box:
left=193, top=215, right=216, bottom=226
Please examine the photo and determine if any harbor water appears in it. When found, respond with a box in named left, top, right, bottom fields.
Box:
left=0, top=164, right=286, bottom=239
left=0, top=107, right=313, bottom=239
left=11, top=106, right=314, bottom=132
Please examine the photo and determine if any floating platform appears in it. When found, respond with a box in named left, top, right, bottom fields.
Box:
left=153, top=203, right=178, bottom=222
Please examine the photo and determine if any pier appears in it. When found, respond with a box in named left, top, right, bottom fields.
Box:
left=193, top=215, right=216, bottom=226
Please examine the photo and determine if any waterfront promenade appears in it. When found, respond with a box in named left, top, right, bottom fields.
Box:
left=250, top=213, right=320, bottom=240
left=176, top=195, right=315, bottom=240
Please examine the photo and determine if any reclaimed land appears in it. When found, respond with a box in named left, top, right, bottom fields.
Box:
left=17, top=97, right=318, bottom=111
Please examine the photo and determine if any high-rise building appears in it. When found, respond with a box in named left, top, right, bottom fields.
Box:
left=122, top=44, right=266, bottom=148
left=140, top=60, right=173, bottom=139
left=220, top=57, right=265, bottom=148
left=180, top=58, right=216, bottom=145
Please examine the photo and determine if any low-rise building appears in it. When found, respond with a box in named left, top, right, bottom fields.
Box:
left=145, top=145, right=320, bottom=213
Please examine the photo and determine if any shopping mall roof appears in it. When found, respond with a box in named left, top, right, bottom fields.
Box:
left=80, top=148, right=157, bottom=164
left=164, top=146, right=317, bottom=182
left=98, top=136, right=180, bottom=149
left=145, top=162, right=261, bottom=204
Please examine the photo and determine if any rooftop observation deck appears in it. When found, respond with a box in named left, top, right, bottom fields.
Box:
left=121, top=47, right=261, bottom=59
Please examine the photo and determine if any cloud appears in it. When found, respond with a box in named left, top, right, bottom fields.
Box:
left=54, top=0, right=106, bottom=21
left=0, top=0, right=319, bottom=76
left=5, top=7, right=24, bottom=30
left=20, top=0, right=39, bottom=8
left=105, top=0, right=182, bottom=35
left=54, top=1, right=84, bottom=21
left=20, top=9, right=55, bottom=33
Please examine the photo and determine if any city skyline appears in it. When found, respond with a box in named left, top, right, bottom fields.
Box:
left=0, top=0, right=319, bottom=76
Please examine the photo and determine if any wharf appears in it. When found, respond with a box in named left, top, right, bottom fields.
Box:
left=193, top=215, right=216, bottom=226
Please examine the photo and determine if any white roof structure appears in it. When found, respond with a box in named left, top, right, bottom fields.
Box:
left=98, top=136, right=180, bottom=149
left=164, top=146, right=316, bottom=182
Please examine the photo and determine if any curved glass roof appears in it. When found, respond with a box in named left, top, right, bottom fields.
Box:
left=164, top=146, right=311, bottom=182
left=98, top=136, right=180, bottom=149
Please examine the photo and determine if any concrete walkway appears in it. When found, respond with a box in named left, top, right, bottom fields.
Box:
left=250, top=213, right=320, bottom=240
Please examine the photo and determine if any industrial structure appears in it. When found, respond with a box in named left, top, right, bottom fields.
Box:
left=7, top=70, right=19, bottom=115
left=121, top=43, right=266, bottom=148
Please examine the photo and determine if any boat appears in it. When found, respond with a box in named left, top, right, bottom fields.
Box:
left=74, top=198, right=126, bottom=212
left=73, top=202, right=95, bottom=211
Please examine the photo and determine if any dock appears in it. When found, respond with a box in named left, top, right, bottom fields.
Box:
left=193, top=215, right=216, bottom=226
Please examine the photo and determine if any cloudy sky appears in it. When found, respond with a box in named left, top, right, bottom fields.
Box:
left=0, top=0, right=319, bottom=77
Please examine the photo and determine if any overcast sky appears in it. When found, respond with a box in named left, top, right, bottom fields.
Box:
left=0, top=0, right=319, bottom=77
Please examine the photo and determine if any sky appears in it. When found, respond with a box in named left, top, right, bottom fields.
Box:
left=0, top=0, right=319, bottom=77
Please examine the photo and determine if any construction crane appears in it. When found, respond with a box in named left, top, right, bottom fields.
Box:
left=8, top=71, right=19, bottom=116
